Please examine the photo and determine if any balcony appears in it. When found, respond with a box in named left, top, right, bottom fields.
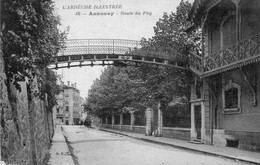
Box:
left=189, top=33, right=260, bottom=77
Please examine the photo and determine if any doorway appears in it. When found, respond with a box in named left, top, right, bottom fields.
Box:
left=195, top=105, right=201, bottom=139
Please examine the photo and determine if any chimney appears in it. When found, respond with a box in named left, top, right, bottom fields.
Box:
left=72, top=83, right=74, bottom=88
left=75, top=83, right=77, bottom=89
left=67, top=81, right=70, bottom=86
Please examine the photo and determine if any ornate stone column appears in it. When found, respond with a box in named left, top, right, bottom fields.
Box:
left=120, top=113, right=123, bottom=129
left=145, top=108, right=152, bottom=135
left=130, top=112, right=135, bottom=131
left=190, top=103, right=196, bottom=140
left=157, top=102, right=163, bottom=136
left=201, top=101, right=206, bottom=141
left=112, top=114, right=115, bottom=128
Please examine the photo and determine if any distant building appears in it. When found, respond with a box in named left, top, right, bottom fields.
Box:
left=56, top=88, right=65, bottom=123
left=80, top=111, right=88, bottom=124
left=53, top=81, right=84, bottom=125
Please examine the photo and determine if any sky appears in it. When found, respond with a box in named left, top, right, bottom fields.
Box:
left=54, top=0, right=194, bottom=98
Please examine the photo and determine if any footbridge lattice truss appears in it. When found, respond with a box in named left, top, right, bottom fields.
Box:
left=50, top=39, right=189, bottom=70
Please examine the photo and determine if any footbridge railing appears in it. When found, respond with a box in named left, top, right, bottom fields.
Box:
left=58, top=39, right=141, bottom=55
left=51, top=39, right=189, bottom=70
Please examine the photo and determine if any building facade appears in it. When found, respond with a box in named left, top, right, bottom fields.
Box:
left=53, top=81, right=84, bottom=125
left=188, top=0, right=260, bottom=151
left=55, top=88, right=65, bottom=124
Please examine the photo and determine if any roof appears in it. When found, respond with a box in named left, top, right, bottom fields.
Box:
left=63, top=85, right=80, bottom=92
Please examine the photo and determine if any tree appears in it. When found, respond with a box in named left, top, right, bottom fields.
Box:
left=85, top=66, right=146, bottom=117
left=42, top=68, right=61, bottom=111
left=135, top=0, right=198, bottom=62
left=1, top=0, right=67, bottom=108
left=86, top=1, right=200, bottom=119
left=130, top=0, right=196, bottom=110
left=1, top=0, right=67, bottom=93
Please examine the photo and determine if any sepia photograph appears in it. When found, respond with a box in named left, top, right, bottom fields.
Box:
left=0, top=0, right=260, bottom=164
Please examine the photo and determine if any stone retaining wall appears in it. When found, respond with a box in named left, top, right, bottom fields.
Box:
left=113, top=125, right=121, bottom=130
left=0, top=52, right=54, bottom=164
left=132, top=126, right=146, bottom=134
left=162, top=127, right=190, bottom=141
left=101, top=124, right=190, bottom=141
left=121, top=125, right=131, bottom=131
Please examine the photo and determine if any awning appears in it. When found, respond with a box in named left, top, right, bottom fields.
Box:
left=202, top=55, right=260, bottom=78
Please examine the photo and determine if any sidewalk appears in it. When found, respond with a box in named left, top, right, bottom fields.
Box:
left=99, top=127, right=260, bottom=165
left=47, top=125, right=74, bottom=165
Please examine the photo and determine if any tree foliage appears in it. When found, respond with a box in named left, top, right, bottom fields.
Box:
left=86, top=66, right=147, bottom=117
left=43, top=68, right=61, bottom=110
left=135, top=0, right=201, bottom=61
left=1, top=0, right=67, bottom=108
left=86, top=64, right=191, bottom=117
left=86, top=1, right=200, bottom=118
left=131, top=0, right=196, bottom=109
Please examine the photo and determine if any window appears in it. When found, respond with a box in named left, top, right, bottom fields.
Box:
left=195, top=78, right=202, bottom=99
left=225, top=87, right=238, bottom=109
left=222, top=80, right=241, bottom=114
left=221, top=14, right=237, bottom=48
left=66, top=106, right=69, bottom=112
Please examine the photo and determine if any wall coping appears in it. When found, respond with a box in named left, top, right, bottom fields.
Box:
left=132, top=125, right=146, bottom=128
left=112, top=125, right=145, bottom=128
left=214, top=129, right=260, bottom=134
left=109, top=125, right=190, bottom=131
left=162, top=127, right=190, bottom=131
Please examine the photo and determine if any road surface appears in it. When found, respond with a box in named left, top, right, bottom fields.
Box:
left=58, top=125, right=250, bottom=165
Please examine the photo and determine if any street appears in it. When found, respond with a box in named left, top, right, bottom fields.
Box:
left=49, top=125, right=250, bottom=165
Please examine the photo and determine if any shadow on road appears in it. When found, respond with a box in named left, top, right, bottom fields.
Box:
left=61, top=126, right=80, bottom=165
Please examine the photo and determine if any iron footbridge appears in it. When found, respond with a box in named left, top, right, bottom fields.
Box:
left=50, top=39, right=189, bottom=70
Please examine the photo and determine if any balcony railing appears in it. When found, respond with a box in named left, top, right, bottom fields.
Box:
left=189, top=51, right=203, bottom=74
left=189, top=33, right=260, bottom=76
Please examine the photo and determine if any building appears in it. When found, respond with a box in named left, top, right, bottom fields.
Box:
left=188, top=0, right=260, bottom=151
left=56, top=88, right=65, bottom=124
left=53, top=81, right=84, bottom=125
